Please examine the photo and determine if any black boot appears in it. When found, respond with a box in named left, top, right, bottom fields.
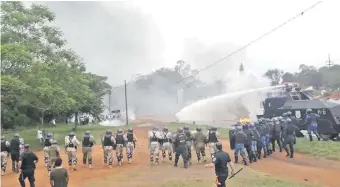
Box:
left=257, top=150, right=261, bottom=159
left=243, top=159, right=248, bottom=166
left=248, top=154, right=252, bottom=163
left=309, top=134, right=313, bottom=141
left=253, top=153, right=257, bottom=162
left=184, top=159, right=188, bottom=169
left=174, top=156, right=179, bottom=167
left=234, top=156, right=239, bottom=164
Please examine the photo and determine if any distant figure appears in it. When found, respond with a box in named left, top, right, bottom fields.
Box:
left=37, top=127, right=44, bottom=146
left=50, top=158, right=69, bottom=187
left=51, top=119, right=56, bottom=128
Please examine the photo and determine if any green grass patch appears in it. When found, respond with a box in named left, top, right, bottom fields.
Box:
left=295, top=138, right=340, bottom=160
left=158, top=172, right=320, bottom=187
left=1, top=123, right=138, bottom=151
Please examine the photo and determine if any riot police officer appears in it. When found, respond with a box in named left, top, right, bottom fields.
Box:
left=282, top=119, right=299, bottom=158
left=174, top=128, right=188, bottom=168
left=183, top=126, right=193, bottom=165
left=304, top=109, right=321, bottom=141
left=205, top=142, right=235, bottom=187
left=10, top=133, right=21, bottom=173
left=231, top=126, right=248, bottom=165
left=18, top=144, right=38, bottom=187
left=82, top=130, right=95, bottom=169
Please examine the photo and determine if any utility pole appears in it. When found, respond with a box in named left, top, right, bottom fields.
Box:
left=108, top=90, right=112, bottom=113
left=326, top=54, right=334, bottom=68
left=124, top=80, right=128, bottom=126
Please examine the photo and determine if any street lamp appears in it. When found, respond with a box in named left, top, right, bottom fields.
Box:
left=124, top=73, right=141, bottom=125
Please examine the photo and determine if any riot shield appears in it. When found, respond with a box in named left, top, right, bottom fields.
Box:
left=229, top=129, right=235, bottom=150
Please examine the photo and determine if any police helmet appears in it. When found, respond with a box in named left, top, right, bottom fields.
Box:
left=177, top=128, right=183, bottom=133
left=14, top=133, right=20, bottom=138
left=287, top=111, right=292, bottom=116
left=183, top=126, right=189, bottom=131
left=85, top=130, right=91, bottom=135
left=265, top=118, right=271, bottom=122
left=215, top=142, right=222, bottom=150
left=69, top=132, right=75, bottom=136
left=211, top=127, right=217, bottom=131
left=236, top=125, right=242, bottom=130
left=278, top=116, right=283, bottom=120
left=249, top=123, right=255, bottom=127
left=282, top=113, right=287, bottom=117
left=254, top=121, right=259, bottom=126
left=152, top=127, right=159, bottom=131
left=306, top=109, right=312, bottom=114
left=163, top=127, right=168, bottom=132
left=24, top=144, right=30, bottom=149
left=47, top=133, right=53, bottom=138
left=128, top=128, right=133, bottom=133
left=286, top=118, right=292, bottom=124
left=117, top=128, right=123, bottom=133
left=52, top=140, right=58, bottom=145
left=196, top=127, right=201, bottom=131
left=106, top=129, right=112, bottom=135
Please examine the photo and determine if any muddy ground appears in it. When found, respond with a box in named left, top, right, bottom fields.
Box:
left=2, top=124, right=340, bottom=187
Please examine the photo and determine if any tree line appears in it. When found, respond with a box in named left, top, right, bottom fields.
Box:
left=264, top=64, right=340, bottom=90
left=1, top=2, right=111, bottom=129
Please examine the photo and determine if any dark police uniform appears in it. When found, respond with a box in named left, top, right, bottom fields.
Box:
left=19, top=145, right=38, bottom=187
left=282, top=119, right=299, bottom=158
left=174, top=132, right=188, bottom=168
left=213, top=145, right=232, bottom=187
left=10, top=137, right=20, bottom=172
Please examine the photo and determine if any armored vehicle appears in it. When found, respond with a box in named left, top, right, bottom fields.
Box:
left=257, top=86, right=340, bottom=140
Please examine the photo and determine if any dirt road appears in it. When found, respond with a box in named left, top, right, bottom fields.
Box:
left=2, top=126, right=340, bottom=187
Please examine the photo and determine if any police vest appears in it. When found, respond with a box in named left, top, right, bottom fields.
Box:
left=208, top=131, right=218, bottom=143
left=10, top=139, right=20, bottom=152
left=116, top=134, right=124, bottom=144
left=184, top=131, right=191, bottom=140
left=67, top=139, right=75, bottom=148
left=286, top=125, right=295, bottom=135
left=44, top=139, right=51, bottom=147
left=127, top=133, right=134, bottom=142
left=103, top=136, right=113, bottom=146
left=1, top=142, right=7, bottom=152
left=178, top=134, right=186, bottom=145
left=163, top=132, right=169, bottom=142
left=150, top=131, right=158, bottom=142
left=82, top=137, right=91, bottom=147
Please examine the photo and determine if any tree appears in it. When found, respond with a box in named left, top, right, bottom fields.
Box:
left=264, top=69, right=283, bottom=85
left=282, top=72, right=296, bottom=82
left=1, top=2, right=111, bottom=129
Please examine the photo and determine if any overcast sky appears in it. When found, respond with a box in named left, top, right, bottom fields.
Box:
left=42, top=0, right=339, bottom=85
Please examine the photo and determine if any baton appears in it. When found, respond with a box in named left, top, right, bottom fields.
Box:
left=229, top=168, right=243, bottom=179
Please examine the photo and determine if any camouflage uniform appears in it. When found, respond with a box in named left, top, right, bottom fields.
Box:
left=43, top=133, right=53, bottom=168
left=64, top=132, right=80, bottom=170
left=193, top=127, right=207, bottom=163
left=82, top=131, right=95, bottom=169
left=47, top=140, right=60, bottom=176
left=115, top=129, right=125, bottom=166
left=124, top=128, right=137, bottom=164
left=102, top=130, right=116, bottom=168
left=160, top=127, right=173, bottom=162
left=206, top=127, right=219, bottom=161
left=183, top=126, right=193, bottom=165
left=1, top=136, right=10, bottom=176
left=148, top=127, right=162, bottom=165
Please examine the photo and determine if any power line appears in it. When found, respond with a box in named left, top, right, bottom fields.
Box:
left=325, top=54, right=334, bottom=68
left=176, top=1, right=323, bottom=84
